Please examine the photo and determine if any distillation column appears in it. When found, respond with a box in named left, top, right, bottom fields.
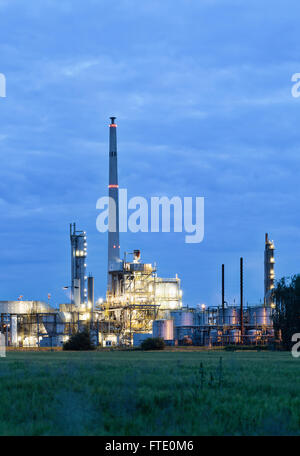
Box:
left=70, top=223, right=87, bottom=306
left=264, top=233, right=275, bottom=306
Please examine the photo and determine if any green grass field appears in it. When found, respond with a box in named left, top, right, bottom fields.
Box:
left=0, top=350, right=299, bottom=436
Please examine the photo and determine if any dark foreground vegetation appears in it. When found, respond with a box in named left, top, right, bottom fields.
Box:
left=63, top=330, right=95, bottom=351
left=273, top=274, right=300, bottom=349
left=140, top=337, right=165, bottom=350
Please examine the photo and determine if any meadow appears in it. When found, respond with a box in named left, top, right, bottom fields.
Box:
left=0, top=350, right=299, bottom=436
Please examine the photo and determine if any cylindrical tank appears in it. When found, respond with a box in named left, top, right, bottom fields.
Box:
left=196, top=311, right=209, bottom=325
left=248, top=306, right=272, bottom=326
left=171, top=311, right=194, bottom=327
left=247, top=329, right=261, bottom=344
left=224, top=307, right=239, bottom=325
left=153, top=319, right=174, bottom=341
left=229, top=329, right=241, bottom=344
left=11, top=315, right=18, bottom=346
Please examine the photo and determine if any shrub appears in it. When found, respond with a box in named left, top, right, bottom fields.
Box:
left=273, top=275, right=300, bottom=349
left=63, top=330, right=95, bottom=351
left=141, top=337, right=165, bottom=350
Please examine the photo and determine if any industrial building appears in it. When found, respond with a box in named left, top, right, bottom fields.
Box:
left=0, top=118, right=276, bottom=348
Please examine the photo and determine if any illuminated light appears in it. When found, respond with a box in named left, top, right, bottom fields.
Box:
left=109, top=124, right=117, bottom=127
left=201, top=304, right=206, bottom=310
left=108, top=184, right=119, bottom=188
left=113, top=245, right=116, bottom=248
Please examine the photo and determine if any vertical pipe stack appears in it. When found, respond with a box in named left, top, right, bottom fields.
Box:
left=107, top=116, right=120, bottom=290
left=240, top=257, right=244, bottom=342
left=264, top=233, right=275, bottom=306
left=222, top=264, right=225, bottom=325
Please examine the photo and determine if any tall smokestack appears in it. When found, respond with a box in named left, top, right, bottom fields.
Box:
left=107, top=116, right=120, bottom=289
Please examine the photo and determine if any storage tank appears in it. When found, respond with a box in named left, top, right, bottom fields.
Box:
left=229, top=329, right=241, bottom=343
left=171, top=311, right=194, bottom=327
left=153, top=319, right=174, bottom=341
left=248, top=306, right=273, bottom=326
left=247, top=329, right=261, bottom=344
left=11, top=315, right=18, bottom=346
left=197, top=311, right=209, bottom=325
left=223, top=307, right=239, bottom=325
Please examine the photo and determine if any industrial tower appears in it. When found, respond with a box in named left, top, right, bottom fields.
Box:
left=107, top=116, right=121, bottom=290
left=70, top=223, right=87, bottom=306
left=264, top=233, right=275, bottom=306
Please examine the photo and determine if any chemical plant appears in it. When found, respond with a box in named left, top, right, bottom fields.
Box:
left=0, top=118, right=276, bottom=348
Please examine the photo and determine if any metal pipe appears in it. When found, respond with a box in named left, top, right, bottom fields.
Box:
left=240, top=257, right=244, bottom=341
left=222, top=264, right=225, bottom=325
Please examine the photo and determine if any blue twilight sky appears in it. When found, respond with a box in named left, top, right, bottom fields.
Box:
left=0, top=0, right=299, bottom=308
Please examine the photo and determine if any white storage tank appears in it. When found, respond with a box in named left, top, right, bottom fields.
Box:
left=153, top=319, right=174, bottom=340
left=248, top=306, right=272, bottom=326
left=171, top=311, right=194, bottom=327
left=224, top=307, right=239, bottom=325
left=11, top=315, right=18, bottom=346
left=229, top=329, right=241, bottom=344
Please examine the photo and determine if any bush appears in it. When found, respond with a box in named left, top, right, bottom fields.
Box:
left=63, top=330, right=95, bottom=351
left=141, top=337, right=165, bottom=350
